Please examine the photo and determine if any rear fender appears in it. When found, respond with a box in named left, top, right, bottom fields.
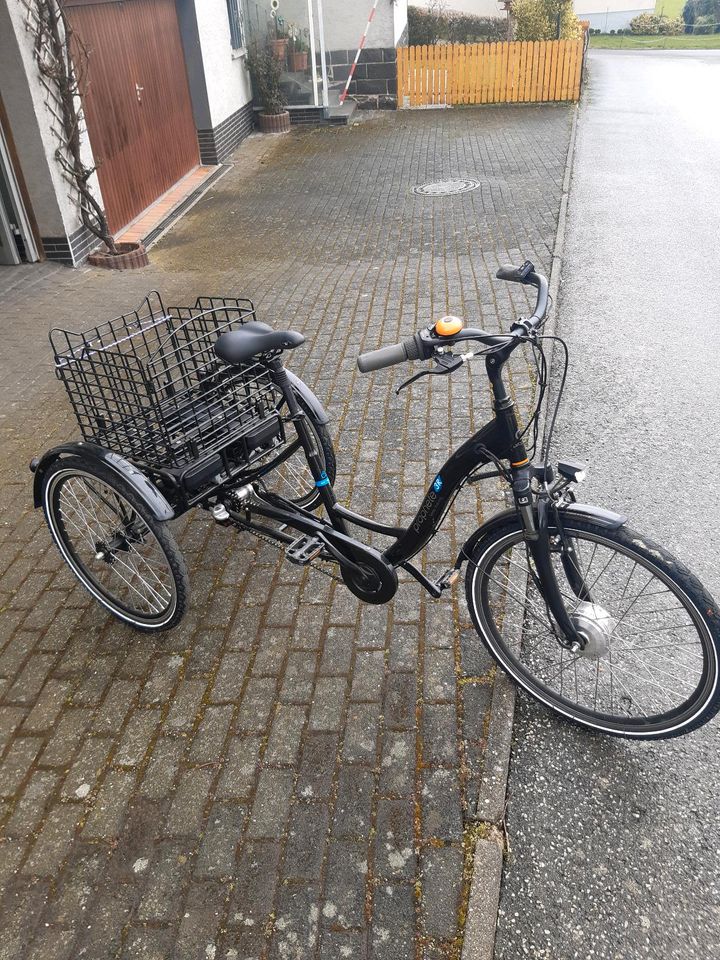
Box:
left=459, top=502, right=627, bottom=565
left=286, top=370, right=330, bottom=425
left=30, top=442, right=175, bottom=521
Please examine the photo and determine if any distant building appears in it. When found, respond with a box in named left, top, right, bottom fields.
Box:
left=414, top=0, right=654, bottom=32
left=415, top=1, right=506, bottom=14
left=573, top=0, right=655, bottom=30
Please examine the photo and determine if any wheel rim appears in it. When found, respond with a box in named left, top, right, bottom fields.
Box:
left=471, top=528, right=716, bottom=734
left=46, top=469, right=177, bottom=626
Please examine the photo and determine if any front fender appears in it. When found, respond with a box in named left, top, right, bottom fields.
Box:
left=459, top=502, right=628, bottom=564
left=30, top=442, right=175, bottom=521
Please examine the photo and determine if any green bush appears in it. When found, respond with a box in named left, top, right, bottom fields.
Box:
left=408, top=5, right=505, bottom=44
left=659, top=16, right=684, bottom=33
left=630, top=13, right=659, bottom=33
left=683, top=0, right=720, bottom=34
left=246, top=42, right=286, bottom=116
left=630, top=12, right=683, bottom=34
left=512, top=0, right=582, bottom=41
left=693, top=12, right=716, bottom=30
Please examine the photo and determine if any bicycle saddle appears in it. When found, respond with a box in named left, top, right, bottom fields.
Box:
left=214, top=322, right=305, bottom=365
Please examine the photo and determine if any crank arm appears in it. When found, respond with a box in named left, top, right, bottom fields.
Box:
left=240, top=496, right=391, bottom=582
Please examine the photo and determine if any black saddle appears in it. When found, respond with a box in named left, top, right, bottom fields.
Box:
left=214, top=322, right=305, bottom=365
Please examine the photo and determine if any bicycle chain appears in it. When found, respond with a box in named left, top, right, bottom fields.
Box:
left=237, top=517, right=343, bottom=584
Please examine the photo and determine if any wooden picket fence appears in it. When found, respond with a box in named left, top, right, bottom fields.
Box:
left=396, top=39, right=584, bottom=108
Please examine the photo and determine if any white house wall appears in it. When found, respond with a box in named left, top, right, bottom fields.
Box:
left=0, top=0, right=102, bottom=263
left=194, top=0, right=254, bottom=128
left=573, top=1, right=655, bottom=30
left=177, top=0, right=255, bottom=164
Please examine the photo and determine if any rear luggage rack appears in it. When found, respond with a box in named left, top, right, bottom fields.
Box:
left=50, top=292, right=286, bottom=473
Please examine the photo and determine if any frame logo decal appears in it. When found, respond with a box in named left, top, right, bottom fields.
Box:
left=433, top=475, right=443, bottom=493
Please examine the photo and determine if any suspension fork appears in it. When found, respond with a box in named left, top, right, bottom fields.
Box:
left=512, top=467, right=585, bottom=646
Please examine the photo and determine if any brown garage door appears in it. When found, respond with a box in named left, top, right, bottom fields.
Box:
left=66, top=0, right=200, bottom=234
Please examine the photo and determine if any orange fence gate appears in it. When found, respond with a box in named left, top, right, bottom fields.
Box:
left=396, top=39, right=584, bottom=108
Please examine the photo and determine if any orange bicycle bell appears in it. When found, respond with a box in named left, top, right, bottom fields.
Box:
left=434, top=315, right=464, bottom=337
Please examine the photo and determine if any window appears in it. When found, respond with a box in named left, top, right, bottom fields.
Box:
left=226, top=0, right=246, bottom=51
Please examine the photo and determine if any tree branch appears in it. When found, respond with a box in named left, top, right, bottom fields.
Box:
left=28, top=0, right=117, bottom=254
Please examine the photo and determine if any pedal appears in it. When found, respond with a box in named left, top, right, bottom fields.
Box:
left=437, top=567, right=461, bottom=592
left=286, top=535, right=324, bottom=565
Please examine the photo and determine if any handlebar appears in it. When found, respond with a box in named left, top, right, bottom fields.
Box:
left=356, top=261, right=548, bottom=374
left=496, top=261, right=548, bottom=324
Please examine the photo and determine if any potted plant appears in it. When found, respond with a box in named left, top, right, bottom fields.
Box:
left=246, top=42, right=291, bottom=134
left=270, top=15, right=289, bottom=63
left=289, top=30, right=309, bottom=72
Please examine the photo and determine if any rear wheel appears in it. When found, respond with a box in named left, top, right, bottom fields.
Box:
left=259, top=391, right=336, bottom=509
left=465, top=515, right=720, bottom=739
left=42, top=456, right=188, bottom=631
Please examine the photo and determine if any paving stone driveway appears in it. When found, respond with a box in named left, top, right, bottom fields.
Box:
left=0, top=105, right=572, bottom=960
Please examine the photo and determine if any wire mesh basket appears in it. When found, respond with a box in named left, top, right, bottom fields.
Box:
left=50, top=292, right=283, bottom=472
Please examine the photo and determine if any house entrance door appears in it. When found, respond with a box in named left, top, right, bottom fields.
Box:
left=0, top=187, right=19, bottom=265
left=65, top=0, right=200, bottom=234
left=0, top=114, right=39, bottom=265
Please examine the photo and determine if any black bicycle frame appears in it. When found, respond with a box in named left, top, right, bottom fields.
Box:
left=246, top=347, right=528, bottom=569
left=236, top=342, right=587, bottom=643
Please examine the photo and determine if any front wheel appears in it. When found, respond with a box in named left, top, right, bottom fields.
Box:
left=465, top=514, right=720, bottom=739
left=41, top=456, right=189, bottom=632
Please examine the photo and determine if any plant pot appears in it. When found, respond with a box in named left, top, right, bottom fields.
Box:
left=87, top=241, right=149, bottom=270
left=258, top=110, right=291, bottom=134
left=270, top=38, right=288, bottom=62
left=289, top=51, right=308, bottom=72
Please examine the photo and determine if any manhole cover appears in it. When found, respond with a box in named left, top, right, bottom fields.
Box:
left=412, top=178, right=481, bottom=197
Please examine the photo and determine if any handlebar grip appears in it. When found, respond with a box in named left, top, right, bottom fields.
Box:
left=357, top=341, right=408, bottom=373
left=497, top=262, right=549, bottom=322
left=496, top=264, right=528, bottom=282
left=357, top=334, right=421, bottom=373
left=531, top=273, right=549, bottom=321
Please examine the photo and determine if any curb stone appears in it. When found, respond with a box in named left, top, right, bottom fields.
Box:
left=460, top=100, right=581, bottom=960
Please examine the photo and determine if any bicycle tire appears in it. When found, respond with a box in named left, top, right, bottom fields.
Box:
left=465, top=515, right=720, bottom=739
left=42, top=455, right=189, bottom=632
left=260, top=391, right=336, bottom=509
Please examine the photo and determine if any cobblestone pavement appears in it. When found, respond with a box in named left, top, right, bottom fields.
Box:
left=0, top=105, right=572, bottom=960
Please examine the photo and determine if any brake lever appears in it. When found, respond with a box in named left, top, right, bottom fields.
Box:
left=395, top=353, right=464, bottom=395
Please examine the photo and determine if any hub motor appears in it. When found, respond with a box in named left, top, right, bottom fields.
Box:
left=570, top=601, right=617, bottom=659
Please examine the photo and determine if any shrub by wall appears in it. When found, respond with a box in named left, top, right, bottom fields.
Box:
left=408, top=5, right=505, bottom=45
left=512, top=0, right=582, bottom=41
left=630, top=13, right=684, bottom=34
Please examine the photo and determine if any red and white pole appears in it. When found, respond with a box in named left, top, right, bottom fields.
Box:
left=338, top=0, right=381, bottom=106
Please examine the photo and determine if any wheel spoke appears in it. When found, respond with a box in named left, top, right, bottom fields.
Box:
left=50, top=471, right=176, bottom=622
left=473, top=525, right=710, bottom=730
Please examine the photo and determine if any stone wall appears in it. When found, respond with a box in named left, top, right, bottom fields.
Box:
left=327, top=47, right=399, bottom=110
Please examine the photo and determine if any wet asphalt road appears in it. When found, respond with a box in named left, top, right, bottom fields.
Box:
left=494, top=50, right=720, bottom=960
